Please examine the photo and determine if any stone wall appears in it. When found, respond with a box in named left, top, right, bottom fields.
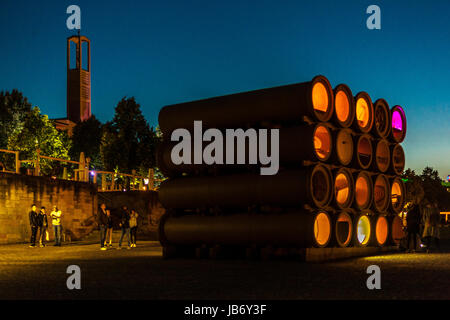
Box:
left=0, top=173, right=98, bottom=244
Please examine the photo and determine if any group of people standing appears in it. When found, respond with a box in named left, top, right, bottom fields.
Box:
left=97, top=203, right=139, bottom=250
left=29, top=204, right=63, bottom=247
left=405, top=199, right=442, bottom=253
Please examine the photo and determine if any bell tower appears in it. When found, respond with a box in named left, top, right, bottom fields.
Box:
left=67, top=34, right=91, bottom=123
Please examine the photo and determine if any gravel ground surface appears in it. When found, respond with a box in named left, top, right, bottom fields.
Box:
left=0, top=240, right=448, bottom=300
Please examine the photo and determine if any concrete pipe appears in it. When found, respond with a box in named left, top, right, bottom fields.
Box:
left=372, top=174, right=391, bottom=213
left=371, top=99, right=391, bottom=138
left=371, top=139, right=390, bottom=173
left=158, top=211, right=332, bottom=248
left=332, top=210, right=353, bottom=247
left=158, top=75, right=334, bottom=135
left=390, top=105, right=407, bottom=143
left=353, top=171, right=373, bottom=210
left=157, top=123, right=333, bottom=177
left=353, top=92, right=374, bottom=134
left=353, top=213, right=372, bottom=247
left=390, top=143, right=405, bottom=175
left=390, top=177, right=406, bottom=214
left=371, top=215, right=389, bottom=247
left=389, top=215, right=406, bottom=245
left=159, top=165, right=333, bottom=209
left=333, top=167, right=354, bottom=209
left=353, top=134, right=373, bottom=170
left=333, top=84, right=355, bottom=128
left=331, top=128, right=354, bottom=166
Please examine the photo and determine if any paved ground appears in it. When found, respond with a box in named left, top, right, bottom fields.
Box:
left=0, top=240, right=448, bottom=300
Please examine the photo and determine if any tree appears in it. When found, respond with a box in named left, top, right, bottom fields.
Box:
left=100, top=97, right=157, bottom=174
left=7, top=107, right=71, bottom=175
left=70, top=115, right=103, bottom=169
left=0, top=90, right=32, bottom=148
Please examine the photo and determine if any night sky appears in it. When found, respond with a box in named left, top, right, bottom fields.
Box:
left=0, top=0, right=449, bottom=177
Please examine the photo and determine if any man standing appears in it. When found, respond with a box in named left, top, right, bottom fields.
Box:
left=37, top=206, right=48, bottom=247
left=117, top=205, right=131, bottom=250
left=29, top=204, right=39, bottom=248
left=51, top=206, right=62, bottom=246
left=97, top=203, right=109, bottom=251
left=406, top=199, right=421, bottom=253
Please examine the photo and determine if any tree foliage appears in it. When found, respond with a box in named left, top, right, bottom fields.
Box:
left=70, top=114, right=103, bottom=168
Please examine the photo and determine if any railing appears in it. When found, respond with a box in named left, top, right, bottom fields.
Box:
left=0, top=148, right=162, bottom=191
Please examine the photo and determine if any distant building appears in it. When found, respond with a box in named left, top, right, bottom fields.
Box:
left=54, top=34, right=92, bottom=135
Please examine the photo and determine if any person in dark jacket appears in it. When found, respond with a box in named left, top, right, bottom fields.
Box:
left=105, top=209, right=113, bottom=248
left=37, top=206, right=48, bottom=247
left=406, top=199, right=421, bottom=253
left=97, top=203, right=109, bottom=251
left=117, top=205, right=131, bottom=249
left=29, top=204, right=39, bottom=247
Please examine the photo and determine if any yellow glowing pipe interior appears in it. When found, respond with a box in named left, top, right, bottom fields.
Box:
left=355, top=175, right=369, bottom=207
left=312, top=82, right=329, bottom=113
left=313, top=125, right=331, bottom=159
left=335, top=173, right=350, bottom=205
left=356, top=97, right=370, bottom=128
left=376, top=216, right=388, bottom=245
left=357, top=215, right=371, bottom=245
left=391, top=181, right=402, bottom=207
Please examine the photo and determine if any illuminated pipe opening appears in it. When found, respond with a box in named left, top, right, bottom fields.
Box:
left=391, top=144, right=405, bottom=175
left=354, top=92, right=374, bottom=133
left=373, top=99, right=391, bottom=138
left=355, top=171, right=373, bottom=210
left=373, top=174, right=390, bottom=212
left=333, top=84, right=355, bottom=128
left=390, top=178, right=405, bottom=213
left=356, top=135, right=373, bottom=169
left=335, top=211, right=353, bottom=247
left=334, top=168, right=354, bottom=208
left=313, top=124, right=332, bottom=161
left=375, top=216, right=389, bottom=246
left=335, top=129, right=353, bottom=166
left=391, top=105, right=407, bottom=143
left=311, top=165, right=333, bottom=208
left=374, top=139, right=390, bottom=173
left=390, top=216, right=406, bottom=245
left=313, top=211, right=332, bottom=247
left=355, top=214, right=371, bottom=247
left=311, top=76, right=334, bottom=122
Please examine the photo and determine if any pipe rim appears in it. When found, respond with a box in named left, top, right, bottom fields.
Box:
left=333, top=84, right=355, bottom=128
left=390, top=215, right=405, bottom=245
left=391, top=177, right=405, bottom=213
left=355, top=214, right=372, bottom=247
left=310, top=164, right=333, bottom=208
left=334, top=168, right=354, bottom=209
left=354, top=92, right=374, bottom=133
left=310, top=75, right=334, bottom=122
left=336, top=128, right=354, bottom=166
left=313, top=211, right=332, bottom=247
left=392, top=144, right=405, bottom=175
left=373, top=174, right=391, bottom=212
left=391, top=105, right=407, bottom=143
left=356, top=134, right=373, bottom=170
left=375, top=139, right=390, bottom=173
left=355, top=171, right=373, bottom=210
left=335, top=211, right=353, bottom=247
left=313, top=124, right=333, bottom=161
left=373, top=99, right=391, bottom=138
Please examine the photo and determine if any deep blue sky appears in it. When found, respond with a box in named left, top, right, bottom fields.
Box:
left=0, top=0, right=449, bottom=177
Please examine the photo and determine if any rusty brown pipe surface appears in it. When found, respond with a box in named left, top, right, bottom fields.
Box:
left=390, top=143, right=405, bottom=175
left=158, top=211, right=332, bottom=248
left=372, top=99, right=391, bottom=139
left=158, top=75, right=334, bottom=135
left=372, top=174, right=390, bottom=213
left=371, top=139, right=390, bottom=173
left=159, top=165, right=333, bottom=209
left=352, top=133, right=373, bottom=170
left=157, top=124, right=333, bottom=177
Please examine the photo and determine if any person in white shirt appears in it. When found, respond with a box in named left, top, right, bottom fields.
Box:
left=129, top=209, right=139, bottom=248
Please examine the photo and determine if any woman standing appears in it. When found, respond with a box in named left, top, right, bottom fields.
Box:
left=129, top=209, right=139, bottom=248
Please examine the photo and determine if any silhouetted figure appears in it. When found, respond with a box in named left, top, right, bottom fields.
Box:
left=423, top=202, right=441, bottom=252
left=97, top=203, right=108, bottom=251
left=118, top=206, right=131, bottom=249
left=129, top=209, right=139, bottom=247
left=406, top=201, right=421, bottom=253
left=105, top=209, right=113, bottom=248
left=37, top=206, right=48, bottom=247
left=28, top=204, right=39, bottom=248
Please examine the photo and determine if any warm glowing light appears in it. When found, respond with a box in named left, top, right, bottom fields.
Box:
left=312, top=82, right=329, bottom=113
left=391, top=181, right=402, bottom=205
left=335, top=173, right=350, bottom=205
left=375, top=216, right=388, bottom=245
left=144, top=178, right=149, bottom=185
left=355, top=175, right=369, bottom=207
left=356, top=215, right=371, bottom=245
left=335, top=90, right=350, bottom=122
left=314, top=212, right=331, bottom=246
left=314, top=125, right=331, bottom=159
left=356, top=97, right=370, bottom=128
left=336, top=212, right=352, bottom=246
left=374, top=175, right=388, bottom=210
